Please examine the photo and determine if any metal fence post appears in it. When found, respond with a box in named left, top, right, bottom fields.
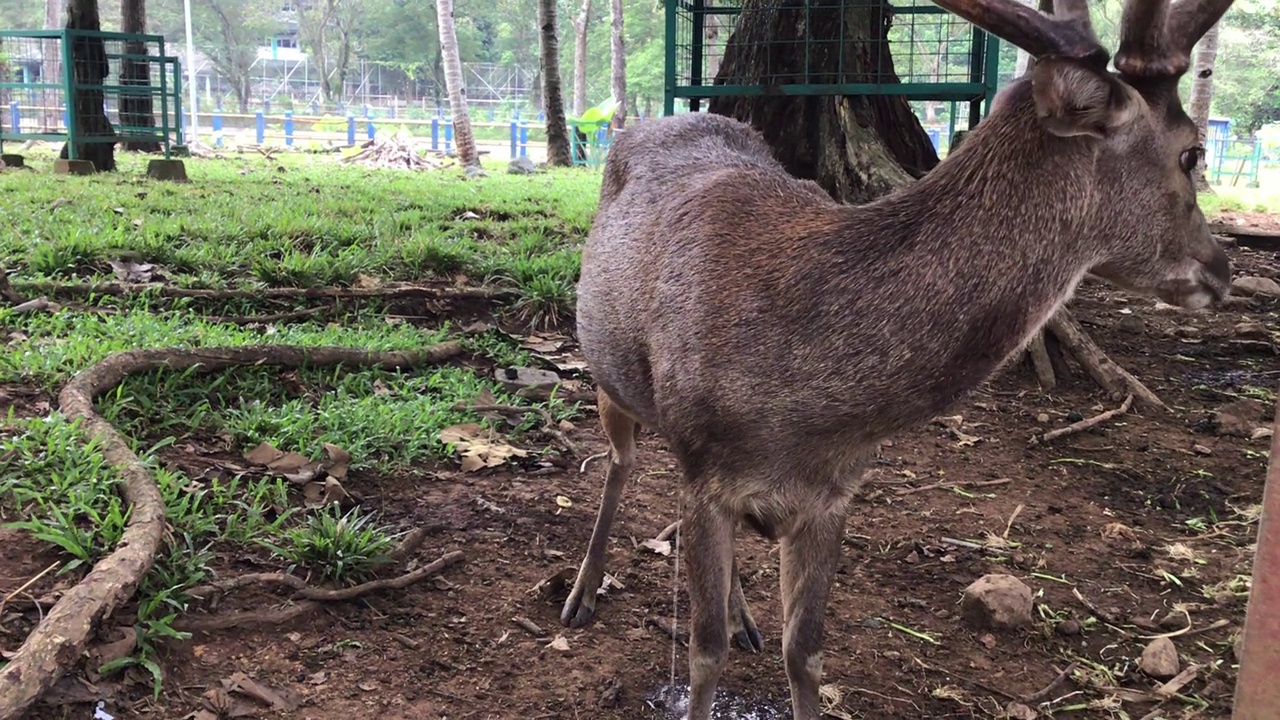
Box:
left=284, top=111, right=294, bottom=146
left=7, top=102, right=18, bottom=136
left=445, top=121, right=453, bottom=155
left=347, top=115, right=355, bottom=145
left=519, top=123, right=528, bottom=158
left=256, top=112, right=265, bottom=144
left=61, top=28, right=77, bottom=160
left=510, top=120, right=517, bottom=159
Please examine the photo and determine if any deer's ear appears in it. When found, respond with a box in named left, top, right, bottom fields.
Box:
left=1031, top=58, right=1141, bottom=139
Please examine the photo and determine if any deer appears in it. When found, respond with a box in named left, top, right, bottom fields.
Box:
left=558, top=0, right=1234, bottom=717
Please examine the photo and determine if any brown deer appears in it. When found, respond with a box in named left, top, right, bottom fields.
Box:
left=560, top=0, right=1234, bottom=717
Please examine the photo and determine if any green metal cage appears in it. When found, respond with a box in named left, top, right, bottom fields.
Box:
left=664, top=0, right=1003, bottom=136
left=0, top=29, right=185, bottom=159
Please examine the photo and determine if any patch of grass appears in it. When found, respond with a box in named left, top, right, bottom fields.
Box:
left=262, top=506, right=401, bottom=585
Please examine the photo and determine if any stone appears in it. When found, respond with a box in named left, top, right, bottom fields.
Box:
left=1192, top=444, right=1213, bottom=456
left=0, top=153, right=25, bottom=168
left=1233, top=321, right=1271, bottom=339
left=464, top=164, right=488, bottom=179
left=53, top=159, right=95, bottom=176
left=1138, top=637, right=1180, bottom=680
left=1167, top=325, right=1201, bottom=339
left=145, top=159, right=188, bottom=182
left=507, top=156, right=538, bottom=175
left=1116, top=315, right=1145, bottom=334
left=1055, top=618, right=1082, bottom=636
left=1004, top=702, right=1038, bottom=720
left=961, top=574, right=1033, bottom=631
left=494, top=366, right=561, bottom=394
left=1231, top=276, right=1280, bottom=298
left=1213, top=399, right=1267, bottom=438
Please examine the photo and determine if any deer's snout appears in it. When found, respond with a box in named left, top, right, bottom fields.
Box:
left=1159, top=241, right=1231, bottom=310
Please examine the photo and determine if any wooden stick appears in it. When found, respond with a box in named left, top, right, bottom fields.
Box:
left=1032, top=394, right=1133, bottom=445
left=1028, top=331, right=1057, bottom=390
left=1046, top=310, right=1165, bottom=411
left=894, top=478, right=1012, bottom=496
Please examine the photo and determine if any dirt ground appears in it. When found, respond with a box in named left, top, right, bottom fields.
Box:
left=2, top=243, right=1278, bottom=720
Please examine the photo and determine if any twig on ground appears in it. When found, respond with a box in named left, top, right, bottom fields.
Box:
left=0, top=562, right=60, bottom=616
left=1031, top=394, right=1134, bottom=445
left=9, top=280, right=510, bottom=303
left=655, top=521, right=681, bottom=543
left=1071, top=587, right=1134, bottom=637
left=179, top=550, right=465, bottom=632
left=912, top=657, right=1018, bottom=701
left=0, top=271, right=25, bottom=304
left=0, top=342, right=464, bottom=718
left=512, top=616, right=545, bottom=637
left=1028, top=332, right=1056, bottom=390
left=455, top=402, right=581, bottom=457
left=1022, top=664, right=1077, bottom=704
left=205, top=306, right=328, bottom=325
left=894, top=478, right=1012, bottom=496
left=1138, top=618, right=1231, bottom=641
left=579, top=451, right=608, bottom=474
left=389, top=527, right=431, bottom=564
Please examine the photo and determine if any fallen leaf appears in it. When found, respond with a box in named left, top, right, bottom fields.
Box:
left=306, top=671, right=327, bottom=685
left=108, top=258, right=156, bottom=283
left=353, top=273, right=382, bottom=288
left=243, top=442, right=283, bottom=466
left=599, top=573, right=625, bottom=593
left=303, top=478, right=350, bottom=508
left=520, top=335, right=566, bottom=353
left=323, top=442, right=351, bottom=479
left=358, top=680, right=379, bottom=692
left=548, top=635, right=571, bottom=651
left=439, top=423, right=527, bottom=471
left=555, top=495, right=573, bottom=508
left=281, top=461, right=324, bottom=485
left=49, top=197, right=70, bottom=210
left=640, top=538, right=672, bottom=556
left=458, top=210, right=482, bottom=220
left=225, top=671, right=299, bottom=711
left=267, top=451, right=313, bottom=473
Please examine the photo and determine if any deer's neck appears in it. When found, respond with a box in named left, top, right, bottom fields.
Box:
left=820, top=88, right=1102, bottom=423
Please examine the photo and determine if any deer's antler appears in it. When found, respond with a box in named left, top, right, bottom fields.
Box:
left=1114, top=0, right=1235, bottom=79
left=931, top=0, right=1108, bottom=66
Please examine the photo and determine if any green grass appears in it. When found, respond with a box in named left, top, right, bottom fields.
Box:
left=0, top=149, right=597, bottom=697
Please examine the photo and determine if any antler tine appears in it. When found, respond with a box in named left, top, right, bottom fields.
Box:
left=931, top=0, right=1106, bottom=65
left=1114, top=0, right=1235, bottom=79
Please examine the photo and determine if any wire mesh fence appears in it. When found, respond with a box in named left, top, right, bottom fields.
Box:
left=0, top=30, right=183, bottom=156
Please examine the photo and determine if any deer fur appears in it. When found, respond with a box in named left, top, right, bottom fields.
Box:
left=561, top=1, right=1234, bottom=717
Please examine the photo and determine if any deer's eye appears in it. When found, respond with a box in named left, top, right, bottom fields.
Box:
left=1179, top=146, right=1204, bottom=174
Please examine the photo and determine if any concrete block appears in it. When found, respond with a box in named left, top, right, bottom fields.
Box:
left=146, top=159, right=188, bottom=182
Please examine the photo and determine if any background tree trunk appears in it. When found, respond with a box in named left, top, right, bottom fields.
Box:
left=539, top=0, right=573, bottom=166
left=120, top=0, right=160, bottom=152
left=42, top=0, right=62, bottom=132
left=1189, top=22, right=1220, bottom=191
left=609, top=0, right=626, bottom=129
left=708, top=0, right=938, bottom=203
left=60, top=0, right=117, bottom=171
left=571, top=0, right=591, bottom=117
left=436, top=0, right=479, bottom=167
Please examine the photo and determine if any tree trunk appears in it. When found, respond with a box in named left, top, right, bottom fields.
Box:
left=539, top=0, right=573, bottom=166
left=120, top=0, right=159, bottom=152
left=42, top=0, right=62, bottom=132
left=1189, top=22, right=1220, bottom=191
left=708, top=0, right=939, bottom=204
left=59, top=0, right=116, bottom=171
left=572, top=0, right=591, bottom=117
left=609, top=0, right=626, bottom=129
left=436, top=0, right=479, bottom=167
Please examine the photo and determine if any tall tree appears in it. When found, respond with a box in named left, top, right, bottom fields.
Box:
left=437, top=0, right=479, bottom=167
left=539, top=0, right=572, bottom=165
left=571, top=0, right=592, bottom=116
left=120, top=0, right=160, bottom=152
left=42, top=0, right=62, bottom=132
left=61, top=0, right=116, bottom=170
left=709, top=0, right=938, bottom=203
left=609, top=0, right=626, bottom=128
left=1189, top=22, right=1220, bottom=189
left=150, top=0, right=275, bottom=114
left=296, top=0, right=359, bottom=107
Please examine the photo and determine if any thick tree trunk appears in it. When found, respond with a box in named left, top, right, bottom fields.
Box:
left=436, top=0, right=479, bottom=167
left=709, top=0, right=939, bottom=203
left=609, top=0, right=626, bottom=129
left=120, top=0, right=160, bottom=152
left=42, top=0, right=62, bottom=132
left=572, top=0, right=591, bottom=117
left=539, top=0, right=573, bottom=166
left=1189, top=22, right=1220, bottom=191
left=59, top=0, right=116, bottom=171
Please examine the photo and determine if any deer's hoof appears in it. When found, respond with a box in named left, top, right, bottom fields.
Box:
left=732, top=623, right=764, bottom=653
left=560, top=586, right=597, bottom=628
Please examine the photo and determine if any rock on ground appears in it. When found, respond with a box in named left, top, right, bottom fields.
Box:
left=1231, top=276, right=1280, bottom=298
left=961, top=574, right=1033, bottom=631
left=1139, top=636, right=1180, bottom=680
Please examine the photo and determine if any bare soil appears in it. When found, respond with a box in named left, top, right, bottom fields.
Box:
left=3, top=245, right=1279, bottom=720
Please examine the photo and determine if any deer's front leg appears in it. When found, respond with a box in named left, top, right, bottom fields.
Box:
left=778, top=508, right=849, bottom=720
left=682, top=500, right=735, bottom=720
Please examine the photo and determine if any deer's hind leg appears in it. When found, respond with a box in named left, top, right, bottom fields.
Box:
left=561, top=389, right=641, bottom=628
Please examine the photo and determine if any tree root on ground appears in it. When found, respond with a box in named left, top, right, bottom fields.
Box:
left=0, top=342, right=463, bottom=718
left=177, top=550, right=466, bottom=633
left=1023, top=308, right=1166, bottom=412
left=6, top=280, right=510, bottom=303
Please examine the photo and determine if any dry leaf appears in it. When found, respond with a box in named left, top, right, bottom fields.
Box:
left=520, top=335, right=566, bottom=353
left=267, top=451, right=312, bottom=473
left=439, top=423, right=527, bottom=472
left=323, top=442, right=351, bottom=479
left=640, top=538, right=672, bottom=556
left=303, top=478, right=349, bottom=508
left=555, top=495, right=573, bottom=508
left=225, top=671, right=299, bottom=711
left=548, top=635, right=571, bottom=651
left=353, top=273, right=382, bottom=288
left=243, top=441, right=283, bottom=466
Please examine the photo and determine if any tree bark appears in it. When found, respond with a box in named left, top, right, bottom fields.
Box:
left=436, top=0, right=479, bottom=167
left=708, top=0, right=938, bottom=204
left=572, top=0, right=591, bottom=117
left=59, top=0, right=116, bottom=171
left=609, top=0, right=626, bottom=129
left=42, top=0, right=62, bottom=132
left=120, top=0, right=160, bottom=152
left=539, top=0, right=573, bottom=166
left=1189, top=21, right=1220, bottom=191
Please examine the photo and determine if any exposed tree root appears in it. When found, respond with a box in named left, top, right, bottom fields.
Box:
left=7, top=280, right=511, bottom=303
left=177, top=550, right=466, bottom=633
left=1024, top=308, right=1166, bottom=412
left=0, top=342, right=463, bottom=718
